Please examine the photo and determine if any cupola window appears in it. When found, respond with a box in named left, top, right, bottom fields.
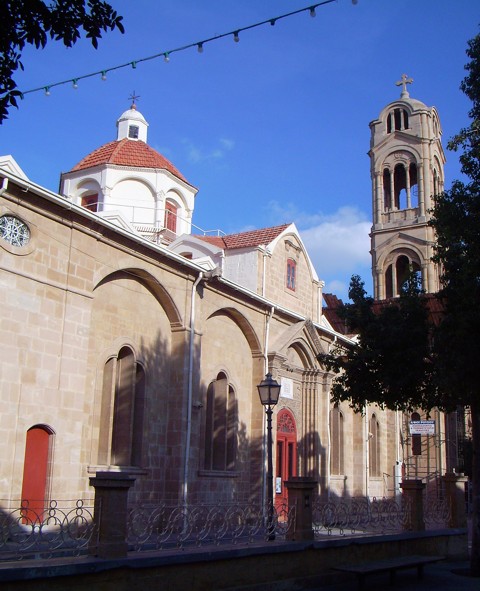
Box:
left=128, top=125, right=139, bottom=139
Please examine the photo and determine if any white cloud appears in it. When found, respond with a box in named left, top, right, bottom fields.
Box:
left=182, top=137, right=235, bottom=163
left=267, top=200, right=372, bottom=300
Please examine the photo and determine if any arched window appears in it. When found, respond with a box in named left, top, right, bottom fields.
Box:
left=385, top=255, right=422, bottom=298
left=286, top=258, right=296, bottom=291
left=383, top=168, right=392, bottom=210
left=387, top=108, right=409, bottom=133
left=204, top=372, right=237, bottom=471
left=330, top=405, right=345, bottom=475
left=21, top=425, right=54, bottom=523
left=165, top=199, right=178, bottom=233
left=99, top=346, right=145, bottom=467
left=369, top=414, right=380, bottom=477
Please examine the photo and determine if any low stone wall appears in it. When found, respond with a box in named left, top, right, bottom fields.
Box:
left=0, top=529, right=467, bottom=591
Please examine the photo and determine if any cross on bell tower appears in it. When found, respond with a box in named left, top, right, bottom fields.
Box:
left=395, top=74, right=414, bottom=98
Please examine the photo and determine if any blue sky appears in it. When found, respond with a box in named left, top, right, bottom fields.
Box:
left=1, top=0, right=478, bottom=300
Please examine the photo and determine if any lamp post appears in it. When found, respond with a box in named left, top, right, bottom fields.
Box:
left=257, top=372, right=281, bottom=540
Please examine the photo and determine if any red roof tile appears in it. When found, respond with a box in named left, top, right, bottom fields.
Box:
left=195, top=224, right=290, bottom=250
left=70, top=139, right=189, bottom=183
left=323, top=293, right=350, bottom=334
left=323, top=292, right=446, bottom=335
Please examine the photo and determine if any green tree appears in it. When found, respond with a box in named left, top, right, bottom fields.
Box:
left=320, top=31, right=480, bottom=576
left=320, top=274, right=438, bottom=414
left=430, top=30, right=480, bottom=577
left=0, top=0, right=124, bottom=122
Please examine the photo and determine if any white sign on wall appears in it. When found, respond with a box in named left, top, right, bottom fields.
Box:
left=409, top=420, right=435, bottom=435
left=280, top=377, right=293, bottom=399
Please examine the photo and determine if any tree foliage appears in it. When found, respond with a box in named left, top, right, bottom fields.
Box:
left=0, top=0, right=124, bottom=122
left=319, top=274, right=438, bottom=414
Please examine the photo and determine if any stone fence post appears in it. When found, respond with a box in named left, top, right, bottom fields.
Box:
left=284, top=477, right=316, bottom=541
left=400, top=478, right=425, bottom=531
left=89, top=471, right=136, bottom=558
left=443, top=472, right=468, bottom=528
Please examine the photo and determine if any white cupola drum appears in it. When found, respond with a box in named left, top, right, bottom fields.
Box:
left=116, top=98, right=148, bottom=142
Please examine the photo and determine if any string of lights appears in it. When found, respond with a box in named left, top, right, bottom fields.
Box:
left=20, top=1, right=358, bottom=98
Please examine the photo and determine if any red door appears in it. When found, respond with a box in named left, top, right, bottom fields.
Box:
left=21, top=426, right=52, bottom=523
left=275, top=410, right=297, bottom=511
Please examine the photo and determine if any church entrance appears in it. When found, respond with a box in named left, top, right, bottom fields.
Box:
left=275, top=409, right=297, bottom=511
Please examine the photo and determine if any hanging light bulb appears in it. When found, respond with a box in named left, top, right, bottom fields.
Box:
left=352, top=0, right=358, bottom=4
left=101, top=71, right=107, bottom=81
left=72, top=79, right=79, bottom=89
left=270, top=19, right=276, bottom=26
left=45, top=86, right=51, bottom=96
left=310, top=6, right=316, bottom=17
left=131, top=61, right=137, bottom=69
left=164, top=52, right=170, bottom=62
left=197, top=43, right=203, bottom=53
left=233, top=31, right=240, bottom=43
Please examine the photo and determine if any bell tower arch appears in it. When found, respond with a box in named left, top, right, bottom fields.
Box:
left=369, top=75, right=446, bottom=299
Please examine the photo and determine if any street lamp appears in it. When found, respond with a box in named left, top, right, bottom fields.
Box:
left=257, top=372, right=281, bottom=540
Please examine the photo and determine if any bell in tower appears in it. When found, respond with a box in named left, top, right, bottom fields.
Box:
left=369, top=75, right=446, bottom=300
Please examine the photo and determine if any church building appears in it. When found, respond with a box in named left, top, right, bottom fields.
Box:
left=0, top=82, right=460, bottom=515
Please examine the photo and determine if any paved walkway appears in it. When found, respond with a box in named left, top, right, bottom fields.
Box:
left=316, top=560, right=479, bottom=590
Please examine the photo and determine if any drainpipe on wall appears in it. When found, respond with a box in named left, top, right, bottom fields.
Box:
left=182, top=271, right=203, bottom=507
left=365, top=403, right=370, bottom=498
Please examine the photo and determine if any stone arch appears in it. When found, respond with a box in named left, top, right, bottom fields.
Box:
left=111, top=174, right=157, bottom=197
left=286, top=339, right=318, bottom=370
left=94, top=267, right=183, bottom=329
left=378, top=246, right=423, bottom=298
left=164, top=187, right=188, bottom=211
left=74, top=178, right=103, bottom=211
left=207, top=307, right=262, bottom=357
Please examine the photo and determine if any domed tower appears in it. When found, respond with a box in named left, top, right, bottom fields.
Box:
left=60, top=99, right=197, bottom=244
left=369, top=75, right=445, bottom=299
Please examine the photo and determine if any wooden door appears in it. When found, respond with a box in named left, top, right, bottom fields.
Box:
left=21, top=426, right=52, bottom=523
left=275, top=410, right=297, bottom=511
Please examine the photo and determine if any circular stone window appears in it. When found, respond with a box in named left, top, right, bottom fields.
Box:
left=0, top=215, right=31, bottom=247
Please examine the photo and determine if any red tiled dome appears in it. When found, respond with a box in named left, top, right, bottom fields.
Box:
left=70, top=138, right=188, bottom=183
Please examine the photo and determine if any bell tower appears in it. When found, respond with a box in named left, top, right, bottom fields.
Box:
left=369, top=75, right=446, bottom=300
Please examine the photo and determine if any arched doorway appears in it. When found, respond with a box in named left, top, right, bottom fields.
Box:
left=275, top=409, right=297, bottom=510
left=21, top=425, right=54, bottom=523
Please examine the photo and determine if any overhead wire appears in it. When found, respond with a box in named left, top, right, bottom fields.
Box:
left=18, top=1, right=348, bottom=99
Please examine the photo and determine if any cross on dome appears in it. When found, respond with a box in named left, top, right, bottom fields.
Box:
left=395, top=74, right=413, bottom=99
left=128, top=91, right=141, bottom=110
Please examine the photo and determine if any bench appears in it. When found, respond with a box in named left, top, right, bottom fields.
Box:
left=333, top=554, right=445, bottom=589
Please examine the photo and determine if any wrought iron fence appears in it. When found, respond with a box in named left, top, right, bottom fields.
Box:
left=313, top=496, right=411, bottom=538
left=0, top=499, right=95, bottom=561
left=424, top=495, right=451, bottom=529
left=127, top=501, right=295, bottom=551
